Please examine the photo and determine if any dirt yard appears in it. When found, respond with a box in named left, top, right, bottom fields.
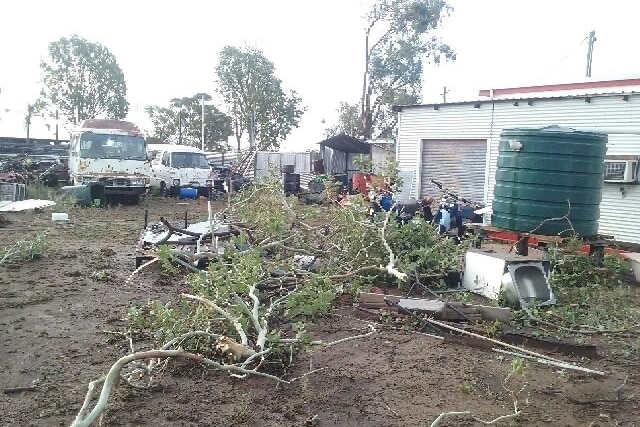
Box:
left=1, top=196, right=639, bottom=427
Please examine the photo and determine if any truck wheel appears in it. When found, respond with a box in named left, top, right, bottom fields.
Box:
left=160, top=182, right=169, bottom=197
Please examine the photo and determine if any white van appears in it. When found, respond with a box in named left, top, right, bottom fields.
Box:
left=148, top=144, right=215, bottom=197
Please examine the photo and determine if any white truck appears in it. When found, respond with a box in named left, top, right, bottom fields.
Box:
left=68, top=119, right=151, bottom=204
left=147, top=144, right=216, bottom=197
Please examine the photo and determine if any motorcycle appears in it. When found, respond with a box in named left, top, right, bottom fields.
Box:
left=430, top=180, right=485, bottom=240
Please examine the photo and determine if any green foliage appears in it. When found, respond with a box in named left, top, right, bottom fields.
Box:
left=145, top=93, right=233, bottom=151
left=127, top=299, right=215, bottom=351
left=156, top=245, right=179, bottom=275
left=26, top=181, right=76, bottom=209
left=385, top=218, right=463, bottom=284
left=39, top=34, right=128, bottom=122
left=216, top=45, right=305, bottom=150
left=352, top=154, right=373, bottom=173
left=382, top=153, right=402, bottom=191
left=509, top=357, right=527, bottom=378
left=0, top=231, right=49, bottom=266
left=476, top=320, right=504, bottom=339
left=546, top=239, right=630, bottom=288
left=511, top=240, right=640, bottom=336
left=284, top=276, right=338, bottom=320
left=362, top=0, right=455, bottom=138
left=324, top=102, right=363, bottom=138
left=126, top=180, right=472, bottom=373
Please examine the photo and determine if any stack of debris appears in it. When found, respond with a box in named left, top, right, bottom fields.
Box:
left=137, top=216, right=239, bottom=269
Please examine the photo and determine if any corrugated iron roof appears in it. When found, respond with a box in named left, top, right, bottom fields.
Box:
left=318, top=134, right=370, bottom=154
left=393, top=91, right=640, bottom=112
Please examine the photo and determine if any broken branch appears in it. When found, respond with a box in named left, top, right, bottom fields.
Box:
left=493, top=348, right=606, bottom=376
left=181, top=293, right=248, bottom=346
left=70, top=349, right=288, bottom=427
left=524, top=308, right=640, bottom=335
left=378, top=207, right=408, bottom=282
left=430, top=409, right=521, bottom=426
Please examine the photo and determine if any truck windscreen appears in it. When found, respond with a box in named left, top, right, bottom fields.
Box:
left=79, top=133, right=146, bottom=160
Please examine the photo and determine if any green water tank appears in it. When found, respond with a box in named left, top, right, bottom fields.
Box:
left=491, top=126, right=607, bottom=237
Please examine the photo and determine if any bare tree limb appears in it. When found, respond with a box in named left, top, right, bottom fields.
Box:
left=424, top=318, right=605, bottom=375
left=379, top=207, right=408, bottom=281
left=493, top=348, right=606, bottom=376
left=125, top=258, right=159, bottom=286
left=181, top=293, right=248, bottom=346
left=70, top=349, right=288, bottom=427
left=524, top=308, right=640, bottom=335
left=280, top=324, right=377, bottom=347
left=430, top=409, right=520, bottom=426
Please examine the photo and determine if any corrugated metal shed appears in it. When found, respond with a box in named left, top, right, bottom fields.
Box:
left=206, top=150, right=317, bottom=189
left=395, top=91, right=640, bottom=244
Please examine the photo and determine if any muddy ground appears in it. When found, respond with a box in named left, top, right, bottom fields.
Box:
left=1, top=196, right=639, bottom=427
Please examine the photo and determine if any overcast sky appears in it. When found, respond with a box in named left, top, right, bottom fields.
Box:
left=0, top=0, right=638, bottom=150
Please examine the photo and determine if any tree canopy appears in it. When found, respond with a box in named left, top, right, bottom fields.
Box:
left=361, top=0, right=455, bottom=139
left=323, top=102, right=363, bottom=139
left=39, top=35, right=129, bottom=123
left=216, top=46, right=305, bottom=151
left=145, top=93, right=233, bottom=152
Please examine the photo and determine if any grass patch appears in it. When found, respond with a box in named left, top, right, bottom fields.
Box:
left=26, top=182, right=76, bottom=209
left=0, top=231, right=49, bottom=266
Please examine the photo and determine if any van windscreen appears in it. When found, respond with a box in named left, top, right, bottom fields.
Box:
left=171, top=152, right=210, bottom=169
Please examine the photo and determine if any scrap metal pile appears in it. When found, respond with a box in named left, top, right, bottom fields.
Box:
left=137, top=215, right=240, bottom=269
left=0, top=155, right=69, bottom=186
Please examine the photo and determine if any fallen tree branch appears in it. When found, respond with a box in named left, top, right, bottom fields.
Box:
left=430, top=409, right=520, bottom=426
left=424, top=318, right=605, bottom=375
left=70, top=349, right=287, bottom=427
left=328, top=265, right=397, bottom=281
left=280, top=324, right=377, bottom=347
left=181, top=294, right=248, bottom=346
left=524, top=308, right=640, bottom=335
left=125, top=258, right=159, bottom=286
left=3, top=385, right=37, bottom=394
left=379, top=207, right=408, bottom=282
left=493, top=348, right=606, bottom=376
left=529, top=200, right=575, bottom=236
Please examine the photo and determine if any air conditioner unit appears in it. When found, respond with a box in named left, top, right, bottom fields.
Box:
left=604, top=159, right=638, bottom=183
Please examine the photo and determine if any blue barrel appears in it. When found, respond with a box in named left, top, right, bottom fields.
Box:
left=380, top=195, right=392, bottom=211
left=178, top=187, right=198, bottom=199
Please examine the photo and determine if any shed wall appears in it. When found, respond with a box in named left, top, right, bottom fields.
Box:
left=396, top=94, right=640, bottom=243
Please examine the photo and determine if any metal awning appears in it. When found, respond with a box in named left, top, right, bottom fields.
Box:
left=318, top=134, right=370, bottom=154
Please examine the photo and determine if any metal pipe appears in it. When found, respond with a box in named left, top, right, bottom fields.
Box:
left=201, top=94, right=206, bottom=151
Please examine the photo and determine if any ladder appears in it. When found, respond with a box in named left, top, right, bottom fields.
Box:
left=233, top=149, right=257, bottom=177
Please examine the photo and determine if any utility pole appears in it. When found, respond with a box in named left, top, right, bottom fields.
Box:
left=178, top=111, right=183, bottom=145
left=249, top=109, right=256, bottom=149
left=26, top=104, right=33, bottom=145
left=55, top=110, right=59, bottom=144
left=441, top=86, right=449, bottom=103
left=201, top=94, right=206, bottom=151
left=586, top=30, right=596, bottom=77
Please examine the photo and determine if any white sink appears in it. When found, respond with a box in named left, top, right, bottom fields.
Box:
left=621, top=252, right=640, bottom=282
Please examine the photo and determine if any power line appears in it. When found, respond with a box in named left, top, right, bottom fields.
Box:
left=541, top=35, right=588, bottom=79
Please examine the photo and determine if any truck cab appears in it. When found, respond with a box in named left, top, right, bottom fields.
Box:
left=147, top=144, right=215, bottom=197
left=68, top=119, right=151, bottom=204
